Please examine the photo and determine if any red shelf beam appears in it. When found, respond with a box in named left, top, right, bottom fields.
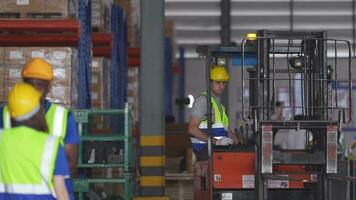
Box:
left=93, top=47, right=140, bottom=67
left=128, top=57, right=140, bottom=67
left=128, top=47, right=140, bottom=56
left=93, top=47, right=111, bottom=57
left=0, top=34, right=79, bottom=47
left=127, top=48, right=140, bottom=67
left=0, top=19, right=140, bottom=66
left=92, top=33, right=112, bottom=47
left=0, top=19, right=79, bottom=33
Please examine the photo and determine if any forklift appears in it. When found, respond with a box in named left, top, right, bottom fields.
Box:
left=196, top=30, right=355, bottom=200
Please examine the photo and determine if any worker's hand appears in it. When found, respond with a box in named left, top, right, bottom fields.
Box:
left=216, top=137, right=234, bottom=146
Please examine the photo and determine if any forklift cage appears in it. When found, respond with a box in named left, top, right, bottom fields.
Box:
left=196, top=30, right=356, bottom=200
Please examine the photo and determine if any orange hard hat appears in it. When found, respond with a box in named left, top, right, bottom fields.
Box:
left=21, top=58, right=53, bottom=81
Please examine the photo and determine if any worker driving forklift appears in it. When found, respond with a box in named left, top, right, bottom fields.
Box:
left=195, top=30, right=355, bottom=200
left=188, top=65, right=240, bottom=200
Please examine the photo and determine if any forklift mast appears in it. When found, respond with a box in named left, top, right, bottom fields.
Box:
left=243, top=30, right=353, bottom=200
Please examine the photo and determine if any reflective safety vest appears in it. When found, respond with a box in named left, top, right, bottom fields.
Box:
left=0, top=126, right=60, bottom=197
left=3, top=103, right=68, bottom=144
left=191, top=92, right=229, bottom=152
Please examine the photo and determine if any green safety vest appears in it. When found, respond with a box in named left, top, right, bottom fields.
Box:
left=191, top=92, right=229, bottom=151
left=3, top=103, right=68, bottom=143
left=0, top=126, right=60, bottom=196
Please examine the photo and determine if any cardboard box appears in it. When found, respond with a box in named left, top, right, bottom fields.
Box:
left=115, top=0, right=138, bottom=46
left=4, top=48, right=28, bottom=65
left=116, top=0, right=133, bottom=26
left=0, top=48, right=5, bottom=63
left=0, top=67, right=5, bottom=103
left=91, top=58, right=105, bottom=108
left=127, top=68, right=139, bottom=122
left=127, top=25, right=138, bottom=47
left=0, top=0, right=68, bottom=18
left=92, top=0, right=111, bottom=32
left=0, top=47, right=77, bottom=108
left=165, top=20, right=175, bottom=38
left=91, top=70, right=103, bottom=108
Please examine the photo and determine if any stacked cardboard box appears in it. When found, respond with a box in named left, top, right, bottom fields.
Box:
left=92, top=0, right=111, bottom=32
left=0, top=0, right=68, bottom=18
left=165, top=19, right=178, bottom=59
left=165, top=179, right=194, bottom=200
left=115, top=0, right=138, bottom=47
left=0, top=47, right=78, bottom=108
left=165, top=20, right=175, bottom=39
left=92, top=57, right=111, bottom=109
left=0, top=48, right=6, bottom=102
left=127, top=67, right=139, bottom=122
left=92, top=58, right=104, bottom=108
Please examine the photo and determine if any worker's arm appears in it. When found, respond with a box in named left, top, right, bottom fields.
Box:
left=64, top=112, right=80, bottom=177
left=65, top=144, right=78, bottom=176
left=53, top=175, right=69, bottom=200
left=188, top=116, right=217, bottom=145
left=54, top=145, right=71, bottom=200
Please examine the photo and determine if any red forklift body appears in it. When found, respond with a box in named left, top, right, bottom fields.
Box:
left=213, top=151, right=313, bottom=189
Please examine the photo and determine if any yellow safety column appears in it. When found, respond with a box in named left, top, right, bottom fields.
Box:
left=136, top=0, right=169, bottom=199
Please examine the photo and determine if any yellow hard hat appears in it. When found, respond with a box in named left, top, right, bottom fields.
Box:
left=8, top=82, right=42, bottom=121
left=210, top=66, right=230, bottom=81
left=21, top=58, right=53, bottom=81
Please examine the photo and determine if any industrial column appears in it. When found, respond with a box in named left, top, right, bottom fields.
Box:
left=220, top=0, right=232, bottom=123
left=136, top=0, right=168, bottom=199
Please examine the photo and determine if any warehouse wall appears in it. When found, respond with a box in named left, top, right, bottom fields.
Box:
left=166, top=0, right=356, bottom=58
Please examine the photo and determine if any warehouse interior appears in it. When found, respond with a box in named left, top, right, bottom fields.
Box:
left=0, top=0, right=356, bottom=200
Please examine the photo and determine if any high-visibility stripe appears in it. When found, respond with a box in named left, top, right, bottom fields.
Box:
left=199, top=122, right=225, bottom=129
left=3, top=108, right=10, bottom=129
left=140, top=156, right=165, bottom=167
left=52, top=106, right=65, bottom=137
left=140, top=176, right=165, bottom=187
left=140, top=136, right=165, bottom=146
left=190, top=136, right=223, bottom=144
left=0, top=183, right=51, bottom=195
left=41, top=136, right=57, bottom=189
left=134, top=197, right=170, bottom=200
left=0, top=135, right=57, bottom=197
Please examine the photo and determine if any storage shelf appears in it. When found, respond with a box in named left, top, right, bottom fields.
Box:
left=80, top=135, right=127, bottom=141
left=77, top=163, right=124, bottom=168
left=74, top=178, right=126, bottom=184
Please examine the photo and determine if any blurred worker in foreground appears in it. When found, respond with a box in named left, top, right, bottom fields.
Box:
left=188, top=66, right=239, bottom=199
left=0, top=58, right=80, bottom=200
left=0, top=83, right=69, bottom=200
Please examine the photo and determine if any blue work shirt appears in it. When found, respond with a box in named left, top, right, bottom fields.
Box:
left=0, top=145, right=69, bottom=200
